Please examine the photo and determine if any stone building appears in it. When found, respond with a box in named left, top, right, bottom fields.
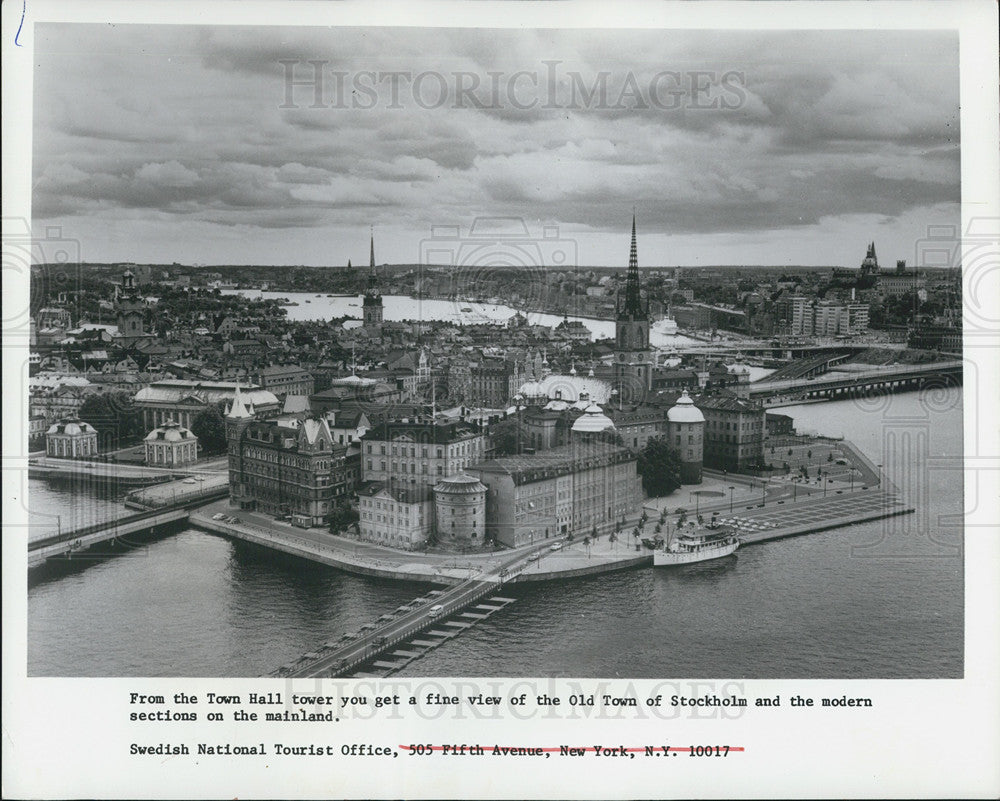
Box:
left=468, top=442, right=642, bottom=547
left=144, top=420, right=199, bottom=467
left=613, top=215, right=654, bottom=394
left=357, top=483, right=433, bottom=550
left=665, top=390, right=704, bottom=484
left=134, top=379, right=279, bottom=430
left=45, top=417, right=99, bottom=459
left=361, top=419, right=486, bottom=489
left=698, top=394, right=765, bottom=473
left=433, top=473, right=488, bottom=545
left=225, top=389, right=348, bottom=526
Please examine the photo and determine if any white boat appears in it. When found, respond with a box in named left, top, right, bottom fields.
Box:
left=653, top=525, right=740, bottom=566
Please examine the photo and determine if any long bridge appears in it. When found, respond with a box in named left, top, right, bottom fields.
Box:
left=748, top=360, right=963, bottom=403
left=27, top=487, right=228, bottom=569
left=276, top=547, right=548, bottom=679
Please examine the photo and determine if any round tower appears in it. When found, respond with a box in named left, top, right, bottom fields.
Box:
left=434, top=473, right=487, bottom=545
left=666, top=390, right=704, bottom=484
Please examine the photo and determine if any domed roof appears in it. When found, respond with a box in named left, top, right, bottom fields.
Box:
left=518, top=380, right=545, bottom=397
left=666, top=390, right=705, bottom=424
left=434, top=473, right=487, bottom=495
left=571, top=403, right=616, bottom=433
left=47, top=417, right=97, bottom=437
left=145, top=420, right=197, bottom=442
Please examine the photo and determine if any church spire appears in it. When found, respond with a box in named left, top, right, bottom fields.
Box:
left=620, top=212, right=644, bottom=318
left=369, top=227, right=376, bottom=274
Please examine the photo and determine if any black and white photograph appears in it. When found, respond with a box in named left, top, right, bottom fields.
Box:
left=4, top=1, right=998, bottom=798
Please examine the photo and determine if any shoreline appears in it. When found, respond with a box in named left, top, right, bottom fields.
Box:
left=189, top=490, right=914, bottom=587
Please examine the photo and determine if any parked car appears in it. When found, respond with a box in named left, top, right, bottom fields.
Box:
left=428, top=604, right=444, bottom=617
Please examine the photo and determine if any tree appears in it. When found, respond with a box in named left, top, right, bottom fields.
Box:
left=489, top=416, right=529, bottom=457
left=328, top=500, right=359, bottom=533
left=78, top=391, right=142, bottom=450
left=191, top=405, right=227, bottom=454
left=636, top=437, right=682, bottom=497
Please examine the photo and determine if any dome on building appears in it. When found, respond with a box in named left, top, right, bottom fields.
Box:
left=46, top=417, right=96, bottom=437
left=434, top=473, right=487, bottom=495
left=571, top=403, right=616, bottom=434
left=518, top=380, right=545, bottom=398
left=544, top=399, right=570, bottom=411
left=145, top=420, right=197, bottom=442
left=666, top=390, right=705, bottom=424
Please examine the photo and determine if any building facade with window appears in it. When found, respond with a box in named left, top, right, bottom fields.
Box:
left=144, top=420, right=198, bottom=466
left=467, top=442, right=642, bottom=548
left=357, top=483, right=433, bottom=550
left=45, top=417, right=99, bottom=459
left=360, top=420, right=486, bottom=488
left=226, top=398, right=347, bottom=526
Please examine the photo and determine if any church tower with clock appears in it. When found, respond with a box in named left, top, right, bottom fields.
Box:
left=614, top=215, right=653, bottom=396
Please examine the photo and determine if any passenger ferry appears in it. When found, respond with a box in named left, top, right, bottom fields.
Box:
left=653, top=524, right=740, bottom=566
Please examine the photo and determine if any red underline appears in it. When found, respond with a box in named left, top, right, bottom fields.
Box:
left=399, top=745, right=745, bottom=752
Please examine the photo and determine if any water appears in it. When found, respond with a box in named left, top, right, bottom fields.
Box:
left=27, top=389, right=962, bottom=678
left=222, top=289, right=698, bottom=348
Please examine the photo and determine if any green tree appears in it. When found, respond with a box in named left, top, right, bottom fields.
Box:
left=191, top=405, right=228, bottom=454
left=636, top=437, right=682, bottom=497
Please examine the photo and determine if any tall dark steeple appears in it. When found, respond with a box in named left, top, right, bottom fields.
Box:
left=362, top=228, right=383, bottom=332
left=622, top=213, right=645, bottom=316
left=614, top=213, right=652, bottom=394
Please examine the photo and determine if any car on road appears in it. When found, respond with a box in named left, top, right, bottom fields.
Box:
left=428, top=604, right=444, bottom=617
left=182, top=478, right=197, bottom=484
left=549, top=542, right=563, bottom=551
left=212, top=513, right=225, bottom=520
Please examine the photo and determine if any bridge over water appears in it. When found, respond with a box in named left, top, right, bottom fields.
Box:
left=27, top=487, right=228, bottom=569
left=748, top=361, right=963, bottom=404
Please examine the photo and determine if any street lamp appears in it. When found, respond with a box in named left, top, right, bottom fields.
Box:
left=728, top=486, right=735, bottom=514
left=823, top=476, right=828, bottom=497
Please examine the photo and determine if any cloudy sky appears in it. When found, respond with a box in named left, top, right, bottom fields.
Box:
left=32, top=25, right=959, bottom=268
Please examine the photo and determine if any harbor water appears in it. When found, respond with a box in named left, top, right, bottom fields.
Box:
left=27, top=388, right=963, bottom=678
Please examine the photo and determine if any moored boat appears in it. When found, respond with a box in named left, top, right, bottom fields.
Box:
left=653, top=524, right=739, bottom=566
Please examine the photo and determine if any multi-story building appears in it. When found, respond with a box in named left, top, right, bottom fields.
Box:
left=254, top=365, right=315, bottom=398
left=361, top=419, right=487, bottom=489
left=357, top=483, right=433, bottom=550
left=606, top=404, right=667, bottom=453
left=791, top=297, right=869, bottom=337
left=697, top=394, right=766, bottom=473
left=134, top=379, right=279, bottom=430
left=879, top=260, right=926, bottom=298
left=468, top=442, right=642, bottom=547
left=665, top=390, right=704, bottom=484
left=226, top=390, right=348, bottom=526
left=461, top=356, right=523, bottom=408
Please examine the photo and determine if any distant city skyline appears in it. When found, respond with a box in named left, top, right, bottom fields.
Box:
left=32, top=26, right=959, bottom=268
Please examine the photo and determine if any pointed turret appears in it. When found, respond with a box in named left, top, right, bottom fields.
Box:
left=227, top=384, right=254, bottom=419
